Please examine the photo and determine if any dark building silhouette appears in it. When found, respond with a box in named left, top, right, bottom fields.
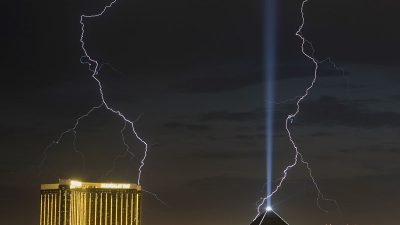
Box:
left=40, top=179, right=142, bottom=225
left=250, top=209, right=289, bottom=225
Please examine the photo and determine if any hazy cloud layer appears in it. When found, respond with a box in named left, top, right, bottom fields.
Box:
left=298, top=96, right=400, bottom=128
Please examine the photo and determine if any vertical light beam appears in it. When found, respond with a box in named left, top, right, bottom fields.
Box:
left=264, top=0, right=278, bottom=209
left=255, top=0, right=339, bottom=219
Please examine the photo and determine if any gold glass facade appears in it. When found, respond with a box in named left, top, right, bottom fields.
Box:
left=40, top=179, right=141, bottom=225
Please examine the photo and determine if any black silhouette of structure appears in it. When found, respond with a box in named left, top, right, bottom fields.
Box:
left=250, top=210, right=289, bottom=225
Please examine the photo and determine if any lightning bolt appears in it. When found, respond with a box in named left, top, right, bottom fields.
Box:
left=142, top=188, right=170, bottom=207
left=103, top=120, right=135, bottom=178
left=41, top=0, right=148, bottom=186
left=255, top=0, right=340, bottom=219
left=39, top=103, right=104, bottom=172
left=103, top=113, right=144, bottom=178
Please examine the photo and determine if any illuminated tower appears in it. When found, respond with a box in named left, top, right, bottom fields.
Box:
left=40, top=179, right=141, bottom=225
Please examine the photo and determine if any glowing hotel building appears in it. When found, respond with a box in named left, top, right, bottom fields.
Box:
left=40, top=179, right=141, bottom=225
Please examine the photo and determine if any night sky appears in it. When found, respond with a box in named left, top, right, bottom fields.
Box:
left=2, top=0, right=400, bottom=225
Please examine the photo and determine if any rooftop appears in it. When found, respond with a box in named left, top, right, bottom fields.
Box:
left=41, top=179, right=141, bottom=190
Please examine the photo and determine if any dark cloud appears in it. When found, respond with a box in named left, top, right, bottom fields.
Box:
left=367, top=145, right=400, bottom=154
left=300, top=0, right=400, bottom=65
left=310, top=131, right=334, bottom=137
left=336, top=145, right=400, bottom=155
left=278, top=63, right=349, bottom=79
left=199, top=108, right=263, bottom=122
left=176, top=63, right=344, bottom=94
left=192, top=150, right=263, bottom=160
left=0, top=124, right=17, bottom=141
left=176, top=71, right=260, bottom=93
left=233, top=134, right=265, bottom=141
left=184, top=175, right=261, bottom=187
left=175, top=63, right=259, bottom=93
left=163, top=121, right=211, bottom=131
left=297, top=96, right=400, bottom=128
left=389, top=94, right=400, bottom=100
left=313, top=155, right=341, bottom=161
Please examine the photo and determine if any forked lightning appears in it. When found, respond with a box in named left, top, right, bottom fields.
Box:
left=256, top=0, right=339, bottom=219
left=42, top=0, right=148, bottom=185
